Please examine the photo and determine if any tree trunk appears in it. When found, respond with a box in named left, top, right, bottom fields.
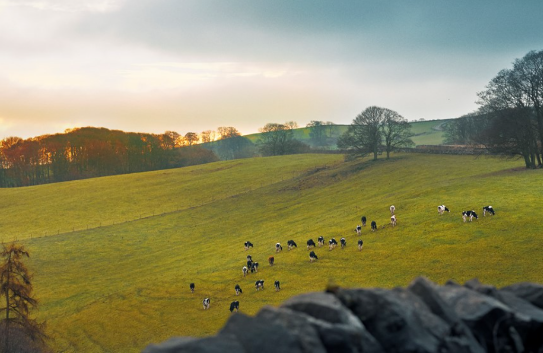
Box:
left=5, top=254, right=10, bottom=353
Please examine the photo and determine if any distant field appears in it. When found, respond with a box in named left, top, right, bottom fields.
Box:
left=245, top=119, right=448, bottom=148
left=2, top=152, right=542, bottom=352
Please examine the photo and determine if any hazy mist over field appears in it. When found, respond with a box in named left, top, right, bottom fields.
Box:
left=1, top=1, right=543, bottom=139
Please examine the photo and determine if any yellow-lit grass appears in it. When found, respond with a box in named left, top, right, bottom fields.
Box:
left=2, top=153, right=542, bottom=352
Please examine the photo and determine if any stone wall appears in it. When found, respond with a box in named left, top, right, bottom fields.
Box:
left=144, top=277, right=543, bottom=353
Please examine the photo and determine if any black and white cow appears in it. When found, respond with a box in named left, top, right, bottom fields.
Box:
left=251, top=262, right=259, bottom=273
left=371, top=221, right=377, bottom=231
left=287, top=240, right=297, bottom=250
left=390, top=215, right=397, bottom=227
left=328, top=238, right=338, bottom=250
left=483, top=206, right=495, bottom=216
left=307, top=239, right=316, bottom=249
left=462, top=210, right=478, bottom=222
left=235, top=284, right=243, bottom=295
left=309, top=251, right=318, bottom=262
left=390, top=205, right=396, bottom=215
left=340, top=237, right=346, bottom=249
left=190, top=283, right=195, bottom=293
left=244, top=241, right=253, bottom=250
left=246, top=255, right=253, bottom=262
left=255, top=280, right=265, bottom=291
left=355, top=225, right=362, bottom=235
left=317, top=236, right=325, bottom=247
left=275, top=243, right=283, bottom=253
left=361, top=216, right=367, bottom=226
left=247, top=260, right=253, bottom=270
left=242, top=266, right=248, bottom=277
left=268, top=256, right=275, bottom=266
left=357, top=239, right=363, bottom=251
left=203, top=298, right=210, bottom=310
left=274, top=280, right=281, bottom=291
left=229, top=300, right=239, bottom=313
left=438, top=205, right=450, bottom=215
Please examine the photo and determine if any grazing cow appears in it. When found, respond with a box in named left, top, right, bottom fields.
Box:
left=355, top=225, right=362, bottom=235
left=483, top=206, right=495, bottom=216
left=309, top=251, right=318, bottom=262
left=307, top=239, right=316, bottom=249
left=255, top=280, right=265, bottom=291
left=287, top=240, right=297, bottom=250
left=357, top=239, right=364, bottom=251
left=251, top=262, right=259, bottom=273
left=229, top=300, right=239, bottom=313
left=235, top=284, right=243, bottom=295
left=462, top=210, right=478, bottom=222
left=190, top=283, right=195, bottom=293
left=328, top=238, right=338, bottom=250
left=274, top=280, right=281, bottom=291
left=390, top=205, right=396, bottom=215
left=268, top=256, right=275, bottom=266
left=275, top=243, right=283, bottom=253
left=244, top=241, right=253, bottom=250
left=203, top=298, right=210, bottom=310
left=438, top=205, right=450, bottom=215
left=247, top=260, right=253, bottom=270
left=390, top=215, right=397, bottom=227
left=371, top=221, right=377, bottom=231
left=242, top=266, right=248, bottom=277
left=340, top=237, right=346, bottom=249
left=317, top=236, right=325, bottom=247
left=361, top=216, right=367, bottom=226
left=246, top=255, right=253, bottom=262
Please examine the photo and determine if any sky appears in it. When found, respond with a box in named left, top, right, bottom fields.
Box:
left=1, top=0, right=543, bottom=139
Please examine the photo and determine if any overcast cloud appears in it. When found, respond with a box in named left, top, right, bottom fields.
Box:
left=1, top=0, right=542, bottom=139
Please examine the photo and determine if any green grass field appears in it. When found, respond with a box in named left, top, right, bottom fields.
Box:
left=1, top=152, right=542, bottom=352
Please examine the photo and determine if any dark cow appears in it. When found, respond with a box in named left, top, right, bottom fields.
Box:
left=244, top=241, right=253, bottom=250
left=391, top=215, right=397, bottom=227
left=246, top=255, right=253, bottom=262
left=357, top=239, right=364, bottom=251
left=483, top=206, right=495, bottom=216
left=287, top=240, right=297, bottom=250
left=247, top=260, right=253, bottom=270
left=355, top=224, right=362, bottom=235
left=268, top=256, right=275, bottom=266
left=275, top=243, right=283, bottom=253
left=203, top=298, right=210, bottom=310
left=328, top=238, right=338, bottom=250
left=317, top=236, right=325, bottom=247
left=306, top=239, right=316, bottom=249
left=371, top=221, right=377, bottom=231
left=274, top=280, right=281, bottom=292
left=190, top=283, right=195, bottom=293
left=229, top=300, right=239, bottom=313
left=361, top=216, right=367, bottom=226
left=251, top=262, right=259, bottom=273
left=438, top=205, right=450, bottom=215
left=462, top=210, right=478, bottom=222
left=309, top=251, right=318, bottom=262
left=242, top=266, right=248, bottom=277
left=390, top=205, right=396, bottom=215
left=340, top=237, right=346, bottom=249
left=235, top=284, right=243, bottom=295
left=255, top=280, right=265, bottom=291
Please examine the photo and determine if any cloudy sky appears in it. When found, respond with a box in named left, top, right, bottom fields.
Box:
left=1, top=0, right=542, bottom=139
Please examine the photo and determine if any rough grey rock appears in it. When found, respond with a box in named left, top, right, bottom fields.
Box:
left=501, top=282, right=543, bottom=309
left=143, top=334, right=245, bottom=353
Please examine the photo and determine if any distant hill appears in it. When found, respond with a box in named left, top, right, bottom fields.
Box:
left=244, top=119, right=450, bottom=148
left=2, top=152, right=541, bottom=352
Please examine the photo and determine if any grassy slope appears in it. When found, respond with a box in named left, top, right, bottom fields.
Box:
left=244, top=120, right=447, bottom=147
left=2, top=153, right=542, bottom=352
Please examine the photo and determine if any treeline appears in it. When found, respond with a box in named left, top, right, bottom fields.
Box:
left=0, top=127, right=217, bottom=187
left=443, top=49, right=543, bottom=169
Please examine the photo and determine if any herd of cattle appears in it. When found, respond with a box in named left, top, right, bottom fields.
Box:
left=193, top=204, right=496, bottom=312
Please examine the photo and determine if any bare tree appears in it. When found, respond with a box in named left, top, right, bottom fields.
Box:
left=184, top=132, right=199, bottom=146
left=337, top=106, right=384, bottom=160
left=381, top=109, right=414, bottom=159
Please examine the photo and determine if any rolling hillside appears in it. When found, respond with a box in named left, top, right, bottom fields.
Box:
left=1, top=153, right=542, bottom=352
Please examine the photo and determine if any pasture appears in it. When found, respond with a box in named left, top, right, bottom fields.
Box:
left=1, top=153, right=542, bottom=352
